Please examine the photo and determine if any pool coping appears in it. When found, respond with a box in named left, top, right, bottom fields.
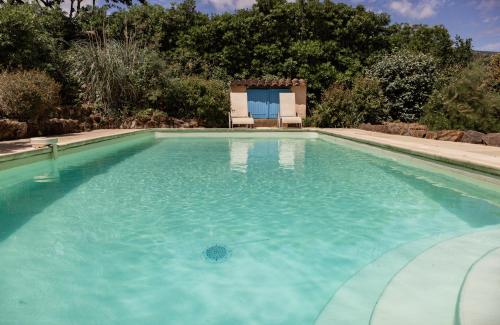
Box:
left=0, top=129, right=148, bottom=171
left=0, top=128, right=499, bottom=179
left=313, top=129, right=500, bottom=178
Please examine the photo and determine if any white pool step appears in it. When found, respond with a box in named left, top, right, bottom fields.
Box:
left=370, top=227, right=500, bottom=325
left=459, top=247, right=500, bottom=325
left=315, top=235, right=446, bottom=325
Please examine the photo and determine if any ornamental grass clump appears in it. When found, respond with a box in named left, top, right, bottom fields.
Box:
left=66, top=34, right=167, bottom=116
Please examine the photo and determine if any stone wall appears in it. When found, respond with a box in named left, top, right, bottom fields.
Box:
left=0, top=119, right=27, bottom=141
left=359, top=122, right=500, bottom=147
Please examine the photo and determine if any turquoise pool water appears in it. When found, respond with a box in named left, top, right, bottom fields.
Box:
left=0, top=132, right=499, bottom=324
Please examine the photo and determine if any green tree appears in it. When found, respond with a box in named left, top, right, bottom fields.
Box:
left=389, top=24, right=472, bottom=67
left=0, top=4, right=66, bottom=72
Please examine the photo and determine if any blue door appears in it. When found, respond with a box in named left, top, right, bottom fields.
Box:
left=247, top=89, right=290, bottom=119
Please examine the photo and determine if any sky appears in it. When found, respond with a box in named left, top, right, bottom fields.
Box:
left=67, top=0, right=500, bottom=52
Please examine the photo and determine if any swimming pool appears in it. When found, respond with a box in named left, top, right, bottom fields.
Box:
left=0, top=132, right=499, bottom=324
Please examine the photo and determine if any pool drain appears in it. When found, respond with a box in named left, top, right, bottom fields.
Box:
left=204, top=245, right=230, bottom=263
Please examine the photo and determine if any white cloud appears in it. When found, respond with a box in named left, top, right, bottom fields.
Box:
left=202, top=0, right=255, bottom=11
left=388, top=0, right=445, bottom=19
left=479, top=41, right=500, bottom=51
left=475, top=0, right=500, bottom=11
left=483, top=16, right=500, bottom=23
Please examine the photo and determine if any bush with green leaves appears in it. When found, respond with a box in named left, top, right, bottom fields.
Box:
left=368, top=51, right=437, bottom=122
left=421, top=61, right=500, bottom=133
left=351, top=76, right=389, bottom=124
left=0, top=70, right=61, bottom=122
left=311, top=85, right=363, bottom=128
left=162, top=77, right=229, bottom=127
left=311, top=76, right=389, bottom=127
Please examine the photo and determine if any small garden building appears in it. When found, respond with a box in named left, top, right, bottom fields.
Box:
left=230, top=79, right=307, bottom=120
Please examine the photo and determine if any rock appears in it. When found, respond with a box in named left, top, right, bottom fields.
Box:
left=425, top=131, right=438, bottom=139
left=435, top=130, right=464, bottom=142
left=80, top=122, right=92, bottom=131
left=406, top=123, right=428, bottom=138
left=0, top=119, right=28, bottom=140
left=359, top=123, right=373, bottom=131
left=482, top=133, right=500, bottom=147
left=186, top=119, right=199, bottom=128
left=385, top=122, right=404, bottom=135
left=369, top=124, right=388, bottom=133
left=461, top=130, right=485, bottom=144
left=42, top=118, right=81, bottom=135
left=381, top=122, right=427, bottom=137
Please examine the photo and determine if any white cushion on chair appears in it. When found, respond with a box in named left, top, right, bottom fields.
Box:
left=230, top=93, right=250, bottom=117
left=231, top=117, right=255, bottom=125
left=281, top=116, right=302, bottom=125
left=279, top=93, right=297, bottom=117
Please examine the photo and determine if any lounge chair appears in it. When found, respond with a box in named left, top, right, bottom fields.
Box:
left=229, top=92, right=255, bottom=128
left=278, top=93, right=302, bottom=128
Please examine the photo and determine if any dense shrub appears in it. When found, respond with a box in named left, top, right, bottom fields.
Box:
left=162, top=77, right=229, bottom=127
left=312, top=85, right=363, bottom=128
left=0, top=70, right=61, bottom=122
left=311, top=76, right=388, bottom=127
left=351, top=77, right=389, bottom=124
left=66, top=36, right=167, bottom=116
left=421, top=61, right=500, bottom=133
left=368, top=51, right=437, bottom=122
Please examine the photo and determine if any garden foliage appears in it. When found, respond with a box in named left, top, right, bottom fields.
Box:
left=421, top=58, right=500, bottom=133
left=0, top=1, right=491, bottom=131
left=368, top=51, right=437, bottom=122
left=0, top=70, right=61, bottom=122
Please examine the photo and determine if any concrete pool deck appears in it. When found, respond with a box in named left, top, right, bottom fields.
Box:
left=0, top=129, right=146, bottom=170
left=0, top=129, right=142, bottom=157
left=0, top=128, right=499, bottom=176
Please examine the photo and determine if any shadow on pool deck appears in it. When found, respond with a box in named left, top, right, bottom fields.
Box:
left=0, top=139, right=155, bottom=243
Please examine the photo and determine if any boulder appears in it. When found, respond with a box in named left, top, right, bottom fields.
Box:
left=0, top=119, right=28, bottom=140
left=425, top=131, right=438, bottom=139
left=385, top=122, right=405, bottom=135
left=407, top=123, right=428, bottom=138
left=461, top=130, right=485, bottom=144
left=482, top=133, right=500, bottom=147
left=359, top=123, right=374, bottom=131
left=381, top=122, right=427, bottom=137
left=42, top=118, right=81, bottom=135
left=435, top=130, right=464, bottom=142
left=359, top=123, right=388, bottom=133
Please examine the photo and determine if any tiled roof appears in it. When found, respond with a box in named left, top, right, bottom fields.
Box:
left=230, top=78, right=307, bottom=88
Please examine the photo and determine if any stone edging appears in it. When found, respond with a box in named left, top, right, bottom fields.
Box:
left=0, top=130, right=148, bottom=171
left=315, top=129, right=500, bottom=177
